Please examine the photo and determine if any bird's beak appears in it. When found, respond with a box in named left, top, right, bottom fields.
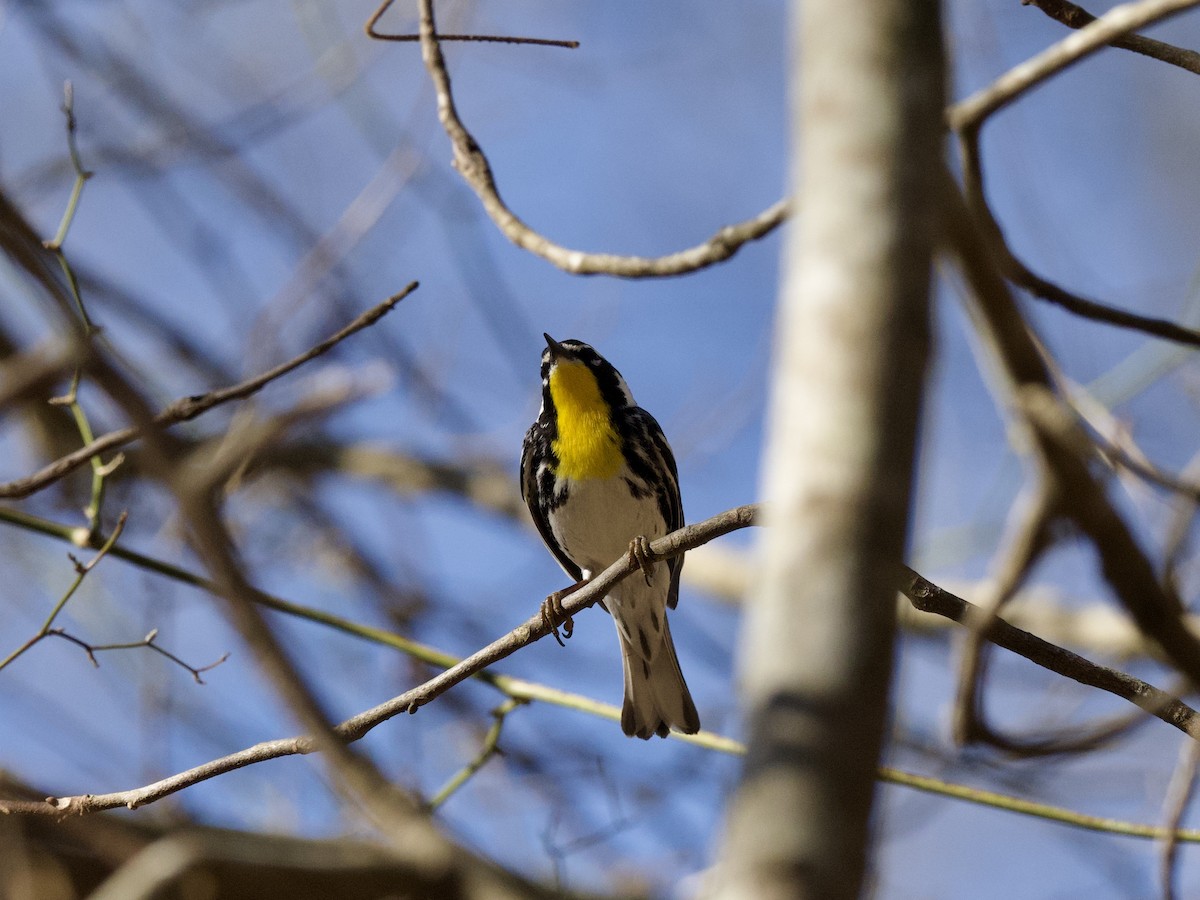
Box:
left=543, top=333, right=565, bottom=358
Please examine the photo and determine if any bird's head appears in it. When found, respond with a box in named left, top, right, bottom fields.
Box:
left=539, top=334, right=635, bottom=417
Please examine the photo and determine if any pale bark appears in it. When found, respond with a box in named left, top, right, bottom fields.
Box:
left=705, top=0, right=944, bottom=897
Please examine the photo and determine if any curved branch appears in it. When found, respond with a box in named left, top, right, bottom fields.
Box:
left=949, top=0, right=1200, bottom=130
left=412, top=0, right=787, bottom=277
left=954, top=129, right=1200, bottom=348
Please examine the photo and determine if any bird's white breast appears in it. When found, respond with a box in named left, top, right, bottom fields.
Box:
left=550, top=472, right=666, bottom=578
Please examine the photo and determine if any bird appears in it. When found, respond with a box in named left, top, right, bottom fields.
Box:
left=520, top=333, right=700, bottom=739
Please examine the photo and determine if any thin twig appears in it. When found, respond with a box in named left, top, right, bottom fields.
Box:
left=1004, top=240, right=1200, bottom=347
left=36, top=83, right=122, bottom=541
left=901, top=567, right=1200, bottom=740
left=954, top=128, right=1200, bottom=348
left=45, top=627, right=229, bottom=684
left=426, top=698, right=525, bottom=812
left=1160, top=737, right=1200, bottom=900
left=0, top=284, right=417, bottom=501
left=878, top=766, right=1200, bottom=842
left=949, top=0, right=1200, bottom=130
left=410, top=0, right=787, bottom=277
left=942, top=170, right=1200, bottom=690
left=1060, top=373, right=1200, bottom=501
left=1025, top=0, right=1200, bottom=75
left=365, top=0, right=578, bottom=48
left=952, top=479, right=1054, bottom=748
left=0, top=511, right=127, bottom=674
left=43, top=81, right=94, bottom=255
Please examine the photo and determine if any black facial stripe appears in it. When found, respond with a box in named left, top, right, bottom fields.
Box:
left=538, top=339, right=632, bottom=434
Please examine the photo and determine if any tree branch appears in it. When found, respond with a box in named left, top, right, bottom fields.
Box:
left=365, top=0, right=579, bottom=48
left=954, top=128, right=1200, bottom=348
left=6, top=502, right=1198, bottom=834
left=949, top=0, right=1200, bottom=130
left=942, top=170, right=1200, bottom=691
left=0, top=283, right=417, bottom=501
left=1025, top=0, right=1200, bottom=75
left=0, top=504, right=758, bottom=816
left=901, top=567, right=1200, bottom=740
left=410, top=0, right=786, bottom=277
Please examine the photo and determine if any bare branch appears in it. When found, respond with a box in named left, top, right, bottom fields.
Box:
left=0, top=511, right=128, bottom=674
left=0, top=284, right=418, bottom=501
left=43, top=80, right=93, bottom=254
left=1, top=504, right=757, bottom=817
left=952, top=479, right=1055, bottom=748
left=44, top=627, right=229, bottom=684
left=335, top=504, right=760, bottom=738
left=953, top=129, right=1200, bottom=348
left=901, top=567, right=1200, bottom=740
left=411, top=0, right=787, bottom=277
left=1026, top=0, right=1200, bottom=75
left=1063, top=375, right=1200, bottom=500
left=949, top=0, right=1200, bottom=130
left=365, top=0, right=579, bottom=48
left=1160, top=737, right=1200, bottom=900
left=879, top=765, right=1200, bottom=842
left=942, top=171, right=1200, bottom=689
left=425, top=698, right=526, bottom=812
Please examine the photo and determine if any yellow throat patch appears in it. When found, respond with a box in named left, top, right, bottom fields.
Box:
left=548, top=360, right=623, bottom=480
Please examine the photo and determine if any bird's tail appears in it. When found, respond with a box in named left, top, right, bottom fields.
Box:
left=619, top=616, right=700, bottom=739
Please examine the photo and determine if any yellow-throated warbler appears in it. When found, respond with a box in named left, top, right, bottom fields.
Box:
left=521, top=334, right=699, bottom=739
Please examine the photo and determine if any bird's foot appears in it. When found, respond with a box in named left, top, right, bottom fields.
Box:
left=540, top=581, right=584, bottom=647
left=628, top=535, right=655, bottom=587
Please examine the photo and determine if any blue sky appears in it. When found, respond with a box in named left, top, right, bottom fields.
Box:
left=3, top=0, right=1200, bottom=895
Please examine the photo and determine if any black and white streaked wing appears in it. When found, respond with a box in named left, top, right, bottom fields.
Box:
left=624, top=406, right=685, bottom=609
left=520, top=419, right=583, bottom=582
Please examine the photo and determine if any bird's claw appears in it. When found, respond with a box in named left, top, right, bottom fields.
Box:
left=628, top=535, right=655, bottom=586
left=540, top=582, right=582, bottom=647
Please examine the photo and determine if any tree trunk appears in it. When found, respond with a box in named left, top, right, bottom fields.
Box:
left=706, top=1, right=944, bottom=897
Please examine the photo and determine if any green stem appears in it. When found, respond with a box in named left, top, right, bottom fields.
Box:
left=66, top=396, right=106, bottom=536
left=426, top=698, right=523, bottom=811
left=42, top=83, right=110, bottom=537
left=878, top=766, right=1200, bottom=842
left=0, top=512, right=126, bottom=673
left=44, top=81, right=94, bottom=257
